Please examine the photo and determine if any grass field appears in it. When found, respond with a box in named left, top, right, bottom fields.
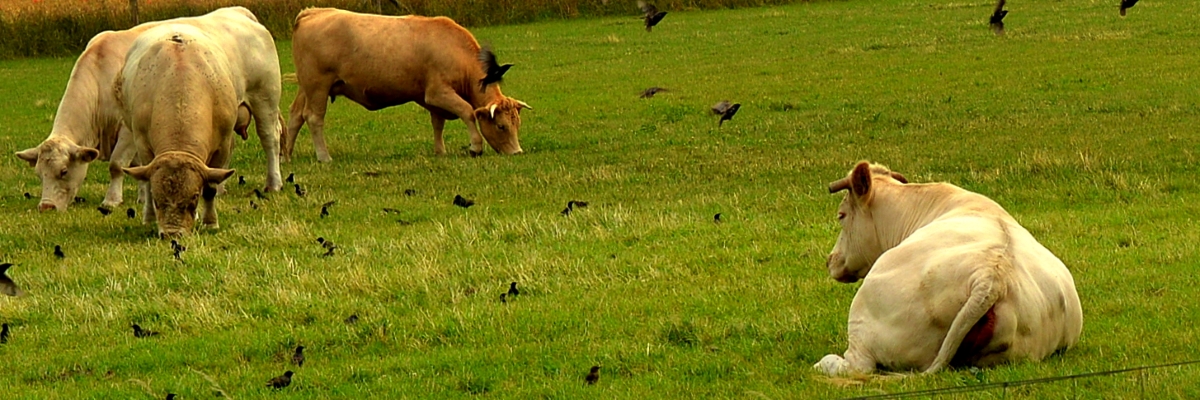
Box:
left=2, top=0, right=1200, bottom=398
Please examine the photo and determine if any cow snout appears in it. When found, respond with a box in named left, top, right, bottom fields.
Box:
left=826, top=252, right=859, bottom=283
left=39, top=202, right=58, bottom=212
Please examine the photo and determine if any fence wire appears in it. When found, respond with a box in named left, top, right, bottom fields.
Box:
left=842, top=359, right=1200, bottom=400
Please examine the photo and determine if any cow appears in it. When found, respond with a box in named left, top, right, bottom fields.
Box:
left=14, top=6, right=284, bottom=212
left=814, top=161, right=1083, bottom=375
left=116, top=24, right=242, bottom=238
left=284, top=8, right=531, bottom=163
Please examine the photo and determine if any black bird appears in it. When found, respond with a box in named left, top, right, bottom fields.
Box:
left=478, top=45, right=514, bottom=91
left=126, top=208, right=136, bottom=219
left=638, top=1, right=668, bottom=32
left=719, top=103, right=741, bottom=127
left=54, top=245, right=65, bottom=259
left=74, top=196, right=86, bottom=204
left=500, top=293, right=507, bottom=304
left=712, top=100, right=733, bottom=115
left=714, top=213, right=722, bottom=223
left=318, top=238, right=337, bottom=257
left=171, top=240, right=186, bottom=262
left=23, top=192, right=32, bottom=200
left=132, top=324, right=159, bottom=338
left=569, top=200, right=589, bottom=209
left=254, top=189, right=268, bottom=200
left=292, top=346, right=305, bottom=367
left=166, top=394, right=176, bottom=400
left=640, top=87, right=668, bottom=98
left=320, top=205, right=329, bottom=218
left=586, top=366, right=600, bottom=385
left=454, top=195, right=475, bottom=208
left=561, top=206, right=572, bottom=216
left=0, top=323, right=8, bottom=344
left=990, top=0, right=1008, bottom=36
left=250, top=200, right=259, bottom=210
left=1, top=263, right=23, bottom=297
left=285, top=173, right=295, bottom=183
left=97, top=206, right=112, bottom=216
left=238, top=175, right=246, bottom=185
left=1120, top=0, right=1138, bottom=16
left=267, top=371, right=293, bottom=389
left=403, top=189, right=417, bottom=196
left=322, top=200, right=337, bottom=208
left=344, top=314, right=359, bottom=324
left=507, top=282, right=520, bottom=297
left=294, top=184, right=306, bottom=197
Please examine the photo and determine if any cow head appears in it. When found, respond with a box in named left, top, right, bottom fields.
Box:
left=825, top=161, right=908, bottom=283
left=122, top=152, right=234, bottom=238
left=15, top=138, right=101, bottom=212
left=473, top=97, right=530, bottom=155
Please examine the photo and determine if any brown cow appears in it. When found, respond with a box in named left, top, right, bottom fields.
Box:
left=284, top=8, right=531, bottom=162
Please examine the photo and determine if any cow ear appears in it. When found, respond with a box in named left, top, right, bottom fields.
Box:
left=123, top=165, right=153, bottom=181
left=15, top=148, right=39, bottom=167
left=203, top=167, right=235, bottom=185
left=850, top=161, right=872, bottom=198
left=74, top=147, right=100, bottom=163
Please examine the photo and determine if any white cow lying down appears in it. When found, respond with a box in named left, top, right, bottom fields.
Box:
left=815, top=161, right=1082, bottom=375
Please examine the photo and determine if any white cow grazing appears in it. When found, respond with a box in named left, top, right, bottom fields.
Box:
left=14, top=6, right=284, bottom=212
left=117, top=24, right=240, bottom=238
left=815, top=161, right=1082, bottom=375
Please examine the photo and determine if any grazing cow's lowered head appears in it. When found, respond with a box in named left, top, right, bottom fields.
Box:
left=123, top=152, right=234, bottom=238
left=825, top=161, right=909, bottom=283
left=474, top=96, right=530, bottom=155
left=15, top=138, right=101, bottom=212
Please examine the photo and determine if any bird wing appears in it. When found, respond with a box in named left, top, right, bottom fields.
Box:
left=479, top=45, right=499, bottom=72
left=993, top=0, right=1005, bottom=15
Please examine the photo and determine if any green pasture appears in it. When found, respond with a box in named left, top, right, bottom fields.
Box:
left=1, top=0, right=1199, bottom=398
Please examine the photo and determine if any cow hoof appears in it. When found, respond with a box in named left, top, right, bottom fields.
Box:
left=814, top=355, right=850, bottom=376
left=203, top=222, right=220, bottom=230
left=100, top=201, right=120, bottom=211
left=317, top=155, right=332, bottom=163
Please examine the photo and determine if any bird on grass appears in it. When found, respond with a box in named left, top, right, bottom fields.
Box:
left=0, top=323, right=8, bottom=344
left=344, top=314, right=359, bottom=324
left=250, top=200, right=259, bottom=210
left=285, top=173, right=295, bottom=183
left=238, top=176, right=246, bottom=185
left=403, top=189, right=417, bottom=196
left=126, top=208, right=136, bottom=219
left=1, top=263, right=24, bottom=297
left=500, top=293, right=507, bottom=304
left=254, top=189, right=268, bottom=200
left=320, top=205, right=329, bottom=218
left=294, top=184, right=307, bottom=197
left=711, top=101, right=733, bottom=115
left=132, top=324, right=159, bottom=338
left=74, top=196, right=86, bottom=204
left=714, top=213, right=722, bottom=223
left=640, top=87, right=668, bottom=99
left=171, top=240, right=186, bottom=262
left=561, top=200, right=589, bottom=216
left=292, top=346, right=305, bottom=367
left=166, top=394, right=176, bottom=400
left=990, top=0, right=1008, bottom=36
left=719, top=103, right=741, bottom=127
left=1120, top=0, right=1138, bottom=16
left=23, top=192, right=32, bottom=200
left=267, top=371, right=293, bottom=389
left=507, top=282, right=520, bottom=297
left=54, top=245, right=65, bottom=259
left=585, top=366, right=600, bottom=385
left=97, top=206, right=112, bottom=216
left=479, top=45, right=514, bottom=91
left=638, top=1, right=668, bottom=32
left=454, top=195, right=475, bottom=208
left=318, top=237, right=337, bottom=257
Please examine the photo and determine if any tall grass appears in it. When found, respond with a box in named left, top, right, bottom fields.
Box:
left=0, top=0, right=804, bottom=59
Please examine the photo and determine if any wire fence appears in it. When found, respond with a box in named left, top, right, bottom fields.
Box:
left=842, top=359, right=1200, bottom=400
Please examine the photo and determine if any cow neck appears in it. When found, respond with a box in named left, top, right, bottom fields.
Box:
left=870, top=182, right=958, bottom=251
left=50, top=48, right=123, bottom=149
left=470, top=85, right=505, bottom=109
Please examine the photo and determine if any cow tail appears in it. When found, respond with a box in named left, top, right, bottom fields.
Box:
left=925, top=220, right=1012, bottom=373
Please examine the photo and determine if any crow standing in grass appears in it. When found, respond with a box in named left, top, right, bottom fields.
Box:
left=24, top=192, right=32, bottom=200
left=585, top=366, right=600, bottom=385
left=1, top=263, right=23, bottom=297
left=54, top=245, right=65, bottom=259
left=1120, top=0, right=1138, bottom=16
left=345, top=314, right=359, bottom=324
left=238, top=176, right=246, bottom=185
left=714, top=213, right=722, bottom=223
left=638, top=1, right=668, bottom=32
left=267, top=371, right=294, bottom=389
left=171, top=240, right=186, bottom=262
left=507, top=282, right=520, bottom=297
left=719, top=103, right=741, bottom=126
left=254, top=189, right=268, bottom=200
left=286, top=173, right=295, bottom=183
left=454, top=195, right=475, bottom=208
left=640, top=87, right=668, bottom=98
left=1, top=323, right=9, bottom=344
left=166, top=394, right=176, bottom=400
left=479, top=45, right=513, bottom=91
left=97, top=206, right=112, bottom=216
left=132, top=324, right=159, bottom=338
left=990, top=0, right=1008, bottom=36
left=294, top=184, right=307, bottom=197
left=127, top=208, right=136, bottom=219
left=292, top=346, right=306, bottom=367
left=318, top=237, right=337, bottom=257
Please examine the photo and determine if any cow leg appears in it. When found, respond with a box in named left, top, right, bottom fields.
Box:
left=430, top=113, right=447, bottom=155
left=424, top=89, right=483, bottom=156
left=141, top=182, right=155, bottom=225
left=248, top=99, right=284, bottom=192
left=102, top=126, right=136, bottom=210
left=297, top=84, right=334, bottom=163
left=283, top=91, right=308, bottom=163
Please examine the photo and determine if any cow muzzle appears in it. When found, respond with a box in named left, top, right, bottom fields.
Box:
left=826, top=252, right=859, bottom=283
left=39, top=201, right=59, bottom=212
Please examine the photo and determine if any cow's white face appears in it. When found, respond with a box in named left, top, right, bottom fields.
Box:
left=826, top=162, right=906, bottom=283
left=16, top=138, right=100, bottom=212
left=124, top=154, right=233, bottom=238
left=474, top=97, right=530, bottom=155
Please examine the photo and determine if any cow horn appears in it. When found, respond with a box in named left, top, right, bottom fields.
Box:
left=489, top=104, right=498, bottom=119
left=890, top=172, right=908, bottom=184
left=829, top=177, right=851, bottom=193
left=515, top=100, right=532, bottom=110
